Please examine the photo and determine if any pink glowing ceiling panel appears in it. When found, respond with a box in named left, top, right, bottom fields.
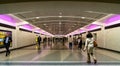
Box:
left=0, top=14, right=21, bottom=26
left=80, top=29, right=85, bottom=33
left=104, top=14, right=120, bottom=26
left=20, top=24, right=35, bottom=31
left=34, top=29, right=41, bottom=33
left=86, top=24, right=101, bottom=31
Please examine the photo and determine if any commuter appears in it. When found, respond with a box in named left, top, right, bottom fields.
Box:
left=43, top=37, right=47, bottom=48
left=50, top=37, right=52, bottom=44
left=68, top=35, right=73, bottom=49
left=83, top=32, right=97, bottom=64
left=3, top=33, right=12, bottom=56
left=73, top=36, right=78, bottom=49
left=82, top=37, right=86, bottom=48
left=48, top=38, right=50, bottom=46
left=37, top=35, right=41, bottom=49
left=73, top=36, right=77, bottom=48
left=49, top=37, right=53, bottom=48
left=62, top=37, right=65, bottom=46
left=78, top=36, right=82, bottom=51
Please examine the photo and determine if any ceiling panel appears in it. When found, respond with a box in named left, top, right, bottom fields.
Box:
left=14, top=11, right=106, bottom=35
left=3, top=1, right=117, bottom=35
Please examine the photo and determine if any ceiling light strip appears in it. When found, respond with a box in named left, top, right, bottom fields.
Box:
left=24, top=16, right=97, bottom=20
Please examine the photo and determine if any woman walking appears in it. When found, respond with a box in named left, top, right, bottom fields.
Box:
left=84, top=32, right=97, bottom=64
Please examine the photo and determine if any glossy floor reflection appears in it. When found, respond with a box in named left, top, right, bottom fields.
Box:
left=0, top=42, right=120, bottom=65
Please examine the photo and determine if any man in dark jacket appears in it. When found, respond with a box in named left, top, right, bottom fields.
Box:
left=4, top=33, right=12, bottom=56
left=37, top=36, right=41, bottom=48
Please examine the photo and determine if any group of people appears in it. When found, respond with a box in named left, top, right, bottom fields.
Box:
left=36, top=35, right=53, bottom=49
left=68, top=35, right=83, bottom=50
left=68, top=32, right=97, bottom=64
left=3, top=32, right=97, bottom=64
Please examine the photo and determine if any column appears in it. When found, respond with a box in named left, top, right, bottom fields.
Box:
left=14, top=26, right=19, bottom=48
left=101, top=24, right=106, bottom=48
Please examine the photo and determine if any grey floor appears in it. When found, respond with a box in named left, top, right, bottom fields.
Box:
left=0, top=42, right=120, bottom=66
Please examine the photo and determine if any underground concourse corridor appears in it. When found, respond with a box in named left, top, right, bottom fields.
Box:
left=0, top=0, right=120, bottom=66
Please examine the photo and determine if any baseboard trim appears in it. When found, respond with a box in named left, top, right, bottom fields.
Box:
left=0, top=44, right=36, bottom=53
left=97, top=47, right=120, bottom=53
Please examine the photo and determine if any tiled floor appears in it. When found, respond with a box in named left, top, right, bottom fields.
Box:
left=0, top=42, right=120, bottom=66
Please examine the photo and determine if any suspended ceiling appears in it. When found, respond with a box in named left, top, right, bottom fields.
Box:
left=14, top=12, right=105, bottom=35
left=0, top=1, right=120, bottom=35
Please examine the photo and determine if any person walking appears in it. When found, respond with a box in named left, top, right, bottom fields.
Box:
left=78, top=37, right=82, bottom=51
left=37, top=35, right=41, bottom=49
left=43, top=37, right=47, bottom=48
left=84, top=32, right=97, bottom=64
left=3, top=33, right=12, bottom=56
left=68, top=35, right=73, bottom=49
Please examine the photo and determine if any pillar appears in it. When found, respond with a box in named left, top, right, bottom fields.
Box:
left=14, top=26, right=19, bottom=48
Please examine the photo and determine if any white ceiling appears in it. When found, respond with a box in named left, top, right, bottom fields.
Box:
left=0, top=1, right=120, bottom=35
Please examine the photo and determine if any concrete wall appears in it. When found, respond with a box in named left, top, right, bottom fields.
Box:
left=0, top=26, right=37, bottom=51
left=96, top=31, right=105, bottom=48
left=104, top=27, right=120, bottom=51
left=16, top=30, right=36, bottom=47
left=82, top=27, right=120, bottom=52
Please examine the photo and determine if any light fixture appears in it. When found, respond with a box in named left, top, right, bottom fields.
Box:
left=104, top=14, right=120, bottom=26
left=92, top=21, right=98, bottom=24
left=59, top=16, right=62, bottom=18
left=43, top=24, right=47, bottom=26
left=36, top=17, right=40, bottom=19
left=35, top=27, right=40, bottom=29
left=80, top=27, right=85, bottom=29
left=86, top=24, right=101, bottom=31
left=81, top=17, right=85, bottom=19
left=19, top=24, right=34, bottom=31
left=85, top=11, right=109, bottom=15
left=17, top=21, right=29, bottom=26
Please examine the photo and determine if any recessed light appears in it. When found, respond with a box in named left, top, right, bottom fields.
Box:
left=36, top=17, right=40, bottom=19
left=80, top=28, right=84, bottom=29
left=81, top=17, right=85, bottom=19
left=59, top=16, right=62, bottom=18
left=35, top=27, right=40, bottom=29
left=43, top=24, right=47, bottom=26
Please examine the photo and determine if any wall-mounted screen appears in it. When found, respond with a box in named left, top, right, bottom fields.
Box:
left=0, top=30, right=12, bottom=48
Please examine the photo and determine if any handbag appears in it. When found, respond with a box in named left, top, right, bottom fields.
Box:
left=93, top=41, right=97, bottom=47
